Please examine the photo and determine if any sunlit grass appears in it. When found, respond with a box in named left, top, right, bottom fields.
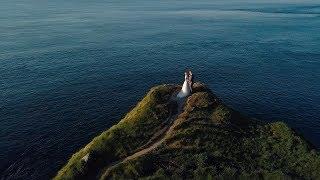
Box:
left=104, top=84, right=320, bottom=179
left=54, top=84, right=177, bottom=179
left=55, top=83, right=320, bottom=179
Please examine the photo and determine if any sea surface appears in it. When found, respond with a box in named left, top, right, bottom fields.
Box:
left=1, top=0, right=320, bottom=179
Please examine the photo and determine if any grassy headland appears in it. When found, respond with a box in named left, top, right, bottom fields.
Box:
left=55, top=82, right=320, bottom=179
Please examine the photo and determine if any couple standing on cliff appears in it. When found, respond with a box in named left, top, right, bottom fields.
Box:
left=177, top=70, right=193, bottom=98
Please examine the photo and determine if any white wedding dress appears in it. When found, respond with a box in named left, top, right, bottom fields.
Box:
left=177, top=72, right=192, bottom=98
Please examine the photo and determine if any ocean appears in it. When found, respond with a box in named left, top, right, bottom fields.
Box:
left=1, top=0, right=320, bottom=179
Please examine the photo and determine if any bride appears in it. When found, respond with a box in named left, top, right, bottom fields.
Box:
left=177, top=70, right=193, bottom=98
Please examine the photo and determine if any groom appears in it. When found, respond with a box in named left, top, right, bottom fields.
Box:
left=186, top=70, right=193, bottom=92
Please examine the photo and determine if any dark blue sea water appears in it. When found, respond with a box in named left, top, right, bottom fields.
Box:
left=1, top=0, right=320, bottom=179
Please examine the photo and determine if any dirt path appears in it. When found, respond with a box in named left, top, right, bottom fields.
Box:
left=99, top=95, right=185, bottom=179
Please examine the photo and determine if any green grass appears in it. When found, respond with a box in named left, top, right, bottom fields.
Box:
left=211, top=105, right=232, bottom=124
left=102, top=84, right=320, bottom=179
left=54, top=84, right=178, bottom=180
left=55, top=82, right=320, bottom=180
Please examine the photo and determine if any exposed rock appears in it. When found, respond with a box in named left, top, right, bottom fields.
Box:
left=81, top=153, right=90, bottom=163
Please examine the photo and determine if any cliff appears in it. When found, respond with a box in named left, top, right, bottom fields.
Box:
left=55, top=82, right=320, bottom=179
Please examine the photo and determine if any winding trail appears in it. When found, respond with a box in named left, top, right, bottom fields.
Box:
left=99, top=94, right=186, bottom=179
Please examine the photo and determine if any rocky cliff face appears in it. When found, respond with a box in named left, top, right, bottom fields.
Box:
left=55, top=82, right=320, bottom=180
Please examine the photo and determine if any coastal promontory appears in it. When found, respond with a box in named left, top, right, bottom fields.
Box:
left=55, top=82, right=320, bottom=179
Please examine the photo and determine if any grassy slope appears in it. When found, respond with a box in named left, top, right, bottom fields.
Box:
left=54, top=84, right=178, bottom=179
left=101, top=83, right=320, bottom=179
left=55, top=83, right=320, bottom=180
